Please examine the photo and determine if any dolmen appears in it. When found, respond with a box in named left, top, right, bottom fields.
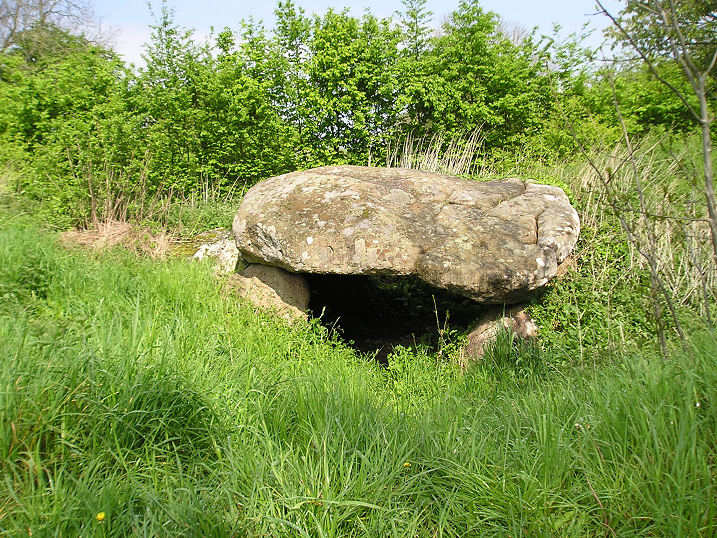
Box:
left=225, top=165, right=579, bottom=355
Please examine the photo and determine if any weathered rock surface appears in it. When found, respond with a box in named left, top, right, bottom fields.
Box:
left=227, top=264, right=309, bottom=322
left=233, top=165, right=579, bottom=303
left=192, top=230, right=239, bottom=273
left=463, top=305, right=538, bottom=359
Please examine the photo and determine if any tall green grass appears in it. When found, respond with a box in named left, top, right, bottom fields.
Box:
left=1, top=217, right=715, bottom=536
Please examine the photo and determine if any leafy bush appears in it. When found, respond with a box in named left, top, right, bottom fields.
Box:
left=0, top=1, right=655, bottom=227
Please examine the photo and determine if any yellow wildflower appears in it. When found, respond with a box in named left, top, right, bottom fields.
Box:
left=96, top=512, right=106, bottom=522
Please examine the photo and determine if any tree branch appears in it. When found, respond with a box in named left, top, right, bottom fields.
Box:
left=595, top=0, right=700, bottom=121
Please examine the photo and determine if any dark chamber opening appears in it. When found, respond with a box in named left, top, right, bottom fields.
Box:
left=306, top=273, right=486, bottom=362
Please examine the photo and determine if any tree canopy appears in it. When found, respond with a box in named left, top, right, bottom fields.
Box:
left=0, top=0, right=714, bottom=225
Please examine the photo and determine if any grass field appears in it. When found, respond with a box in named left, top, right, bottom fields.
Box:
left=1, top=205, right=715, bottom=536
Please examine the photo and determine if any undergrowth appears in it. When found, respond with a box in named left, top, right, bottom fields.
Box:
left=1, top=213, right=715, bottom=536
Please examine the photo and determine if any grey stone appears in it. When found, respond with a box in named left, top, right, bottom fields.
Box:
left=233, top=166, right=579, bottom=303
left=192, top=230, right=239, bottom=273
left=227, top=264, right=310, bottom=322
left=463, top=305, right=538, bottom=360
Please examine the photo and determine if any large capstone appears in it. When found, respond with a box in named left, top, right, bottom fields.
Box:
left=233, top=166, right=579, bottom=303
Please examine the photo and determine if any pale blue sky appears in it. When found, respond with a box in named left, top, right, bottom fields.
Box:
left=93, top=0, right=623, bottom=65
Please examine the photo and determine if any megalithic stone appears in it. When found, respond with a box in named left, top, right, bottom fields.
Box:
left=233, top=166, right=579, bottom=304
